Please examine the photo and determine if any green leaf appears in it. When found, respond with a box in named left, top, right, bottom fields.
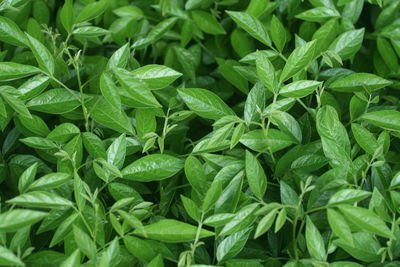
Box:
left=131, top=64, right=182, bottom=89
left=0, top=89, right=31, bottom=118
left=327, top=208, right=353, bottom=246
left=26, top=34, right=55, bottom=75
left=18, top=163, right=38, bottom=193
left=133, top=219, right=214, bottom=242
left=76, top=0, right=108, bottom=23
left=270, top=15, right=286, bottom=51
left=60, top=0, right=74, bottom=33
left=50, top=212, right=79, bottom=247
left=328, top=73, right=391, bottom=92
left=0, top=209, right=47, bottom=232
left=27, top=89, right=80, bottom=114
left=256, top=52, right=276, bottom=93
left=240, top=129, right=294, bottom=153
left=220, top=203, right=258, bottom=236
left=270, top=111, right=302, bottom=144
left=377, top=36, right=398, bottom=71
left=316, top=105, right=351, bottom=166
left=178, top=88, right=235, bottom=120
left=305, top=216, right=326, bottom=261
left=107, top=134, right=126, bottom=169
left=100, top=72, right=121, bottom=108
left=28, top=172, right=71, bottom=191
left=226, top=11, right=271, bottom=46
left=73, top=26, right=109, bottom=37
left=296, top=7, right=340, bottom=22
left=86, top=96, right=134, bottom=134
left=60, top=250, right=80, bottom=267
left=216, top=228, right=251, bottom=262
left=82, top=132, right=107, bottom=159
left=0, top=16, right=28, bottom=47
left=73, top=226, right=97, bottom=261
left=181, top=195, right=201, bottom=221
left=329, top=28, right=364, bottom=60
left=20, top=137, right=57, bottom=150
left=0, top=62, right=39, bottom=81
left=47, top=123, right=80, bottom=143
left=351, top=123, right=379, bottom=155
left=338, top=204, right=394, bottom=238
left=244, top=83, right=265, bottom=123
left=329, top=189, right=371, bottom=205
left=279, top=80, right=321, bottom=98
left=334, top=232, right=380, bottom=262
left=7, top=191, right=73, bottom=209
left=361, top=110, right=400, bottom=132
left=122, top=154, right=183, bottom=181
left=202, top=180, right=223, bottom=212
left=254, top=209, right=278, bottom=238
left=107, top=43, right=130, bottom=70
left=274, top=208, right=287, bottom=233
left=184, top=155, right=208, bottom=194
left=280, top=40, right=317, bottom=82
left=114, top=68, right=161, bottom=108
left=192, top=10, right=226, bottom=35
left=245, top=150, right=267, bottom=199
left=0, top=245, right=24, bottom=266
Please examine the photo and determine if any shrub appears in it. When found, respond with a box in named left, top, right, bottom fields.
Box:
left=0, top=0, right=399, bottom=266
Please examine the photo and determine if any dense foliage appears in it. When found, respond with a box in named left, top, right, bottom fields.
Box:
left=0, top=0, right=400, bottom=266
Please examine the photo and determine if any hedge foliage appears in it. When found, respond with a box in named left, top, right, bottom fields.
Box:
left=0, top=0, right=400, bottom=266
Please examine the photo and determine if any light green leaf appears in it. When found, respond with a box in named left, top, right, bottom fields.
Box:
left=131, top=64, right=182, bottom=89
left=329, top=29, right=365, bottom=60
left=178, top=88, right=235, bottom=120
left=329, top=73, right=391, bottom=92
left=280, top=40, right=317, bottom=82
left=338, top=204, right=394, bottom=238
left=216, top=228, right=251, bottom=262
left=192, top=10, right=226, bottom=35
left=0, top=245, right=24, bottom=266
left=256, top=52, right=276, bottom=93
left=7, top=191, right=73, bottom=209
left=133, top=219, right=214, bottom=242
left=306, top=216, right=326, bottom=261
left=245, top=150, right=267, bottom=199
left=0, top=16, right=28, bottom=46
left=27, top=89, right=80, bottom=114
left=28, top=172, right=71, bottom=191
left=76, top=0, right=108, bottom=23
left=327, top=208, right=353, bottom=246
left=0, top=209, right=47, bottom=232
left=0, top=62, right=39, bottom=81
left=26, top=33, right=55, bottom=75
left=226, top=11, right=271, bottom=46
left=122, top=154, right=183, bottom=181
left=361, top=110, right=400, bottom=132
left=279, top=80, right=322, bottom=98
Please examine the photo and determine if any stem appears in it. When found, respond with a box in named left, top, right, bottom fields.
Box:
left=263, top=93, right=278, bottom=164
left=75, top=63, right=90, bottom=132
left=190, top=212, right=205, bottom=265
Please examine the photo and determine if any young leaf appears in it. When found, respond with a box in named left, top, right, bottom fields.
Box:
left=306, top=216, right=326, bottom=261
left=280, top=40, right=317, bottom=82
left=133, top=219, right=214, bottom=242
left=226, top=11, right=271, bottom=46
left=327, top=208, right=353, bottom=246
left=245, top=150, right=267, bottom=200
left=338, top=204, right=394, bottom=238
left=361, top=110, right=400, bottom=132
left=178, top=88, right=235, bottom=120
left=26, top=34, right=55, bottom=75
left=122, top=154, right=183, bottom=181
